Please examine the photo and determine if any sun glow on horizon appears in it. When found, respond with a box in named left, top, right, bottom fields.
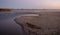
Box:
left=34, top=0, right=60, bottom=9
left=46, top=1, right=60, bottom=9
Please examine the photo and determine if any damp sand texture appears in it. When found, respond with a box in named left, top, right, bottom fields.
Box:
left=14, top=12, right=60, bottom=35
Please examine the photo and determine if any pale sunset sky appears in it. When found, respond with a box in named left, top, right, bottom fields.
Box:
left=0, top=0, right=60, bottom=9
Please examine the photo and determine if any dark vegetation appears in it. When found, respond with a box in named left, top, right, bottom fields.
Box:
left=0, top=8, right=11, bottom=12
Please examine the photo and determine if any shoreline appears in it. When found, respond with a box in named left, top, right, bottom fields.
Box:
left=14, top=18, right=27, bottom=35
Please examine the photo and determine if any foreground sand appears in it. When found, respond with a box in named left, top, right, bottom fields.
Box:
left=14, top=12, right=60, bottom=35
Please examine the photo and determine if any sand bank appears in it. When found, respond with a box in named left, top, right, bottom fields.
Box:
left=15, top=12, right=60, bottom=35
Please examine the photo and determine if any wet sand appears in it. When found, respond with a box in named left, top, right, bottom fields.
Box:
left=15, top=12, right=60, bottom=35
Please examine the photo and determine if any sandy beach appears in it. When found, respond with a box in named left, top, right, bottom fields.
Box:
left=14, top=12, right=60, bottom=35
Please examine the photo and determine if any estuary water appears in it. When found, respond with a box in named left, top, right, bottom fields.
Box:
left=0, top=12, right=38, bottom=35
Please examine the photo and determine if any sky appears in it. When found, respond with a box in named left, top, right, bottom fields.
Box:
left=0, top=0, right=60, bottom=9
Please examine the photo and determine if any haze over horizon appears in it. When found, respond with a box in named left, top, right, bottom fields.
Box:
left=0, top=0, right=60, bottom=9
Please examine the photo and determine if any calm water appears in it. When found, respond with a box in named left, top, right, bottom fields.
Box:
left=0, top=12, right=39, bottom=35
